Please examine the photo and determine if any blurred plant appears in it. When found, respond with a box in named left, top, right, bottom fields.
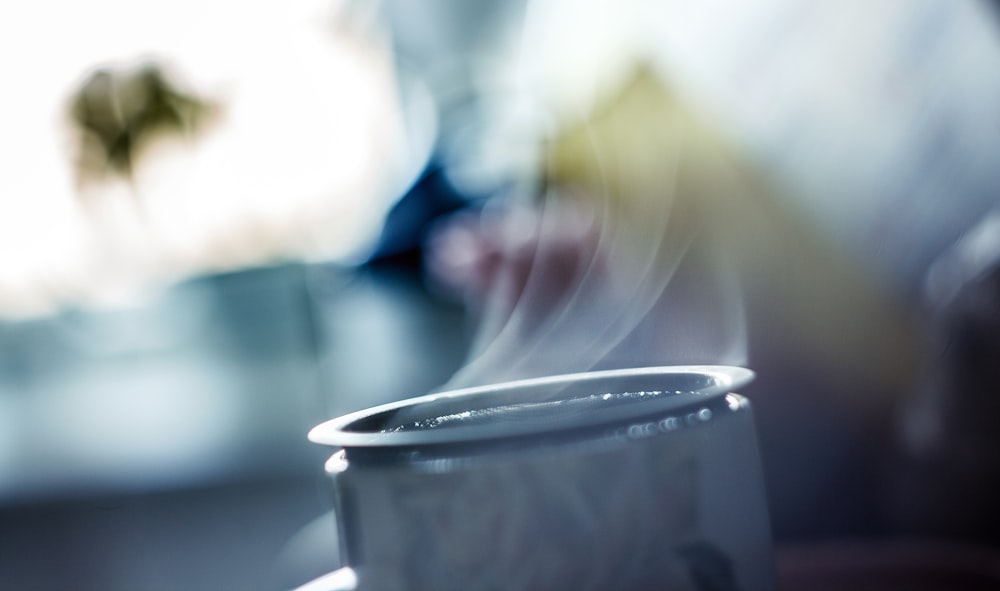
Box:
left=68, top=61, right=219, bottom=191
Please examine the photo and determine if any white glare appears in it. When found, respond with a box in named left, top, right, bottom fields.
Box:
left=0, top=0, right=408, bottom=317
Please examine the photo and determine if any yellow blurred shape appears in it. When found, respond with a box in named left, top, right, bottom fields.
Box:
left=545, top=65, right=917, bottom=405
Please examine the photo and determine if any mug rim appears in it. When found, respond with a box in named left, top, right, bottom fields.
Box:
left=308, top=365, right=754, bottom=449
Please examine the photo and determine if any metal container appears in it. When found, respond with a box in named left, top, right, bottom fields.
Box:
left=307, top=365, right=773, bottom=591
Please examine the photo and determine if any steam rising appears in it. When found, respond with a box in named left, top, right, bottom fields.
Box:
left=438, top=70, right=750, bottom=389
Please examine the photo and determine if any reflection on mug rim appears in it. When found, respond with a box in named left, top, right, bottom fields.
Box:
left=308, top=365, right=753, bottom=450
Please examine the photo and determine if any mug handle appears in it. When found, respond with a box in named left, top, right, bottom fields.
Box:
left=292, top=567, right=357, bottom=591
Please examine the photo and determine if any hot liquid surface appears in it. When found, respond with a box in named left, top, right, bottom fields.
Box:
left=384, top=390, right=691, bottom=432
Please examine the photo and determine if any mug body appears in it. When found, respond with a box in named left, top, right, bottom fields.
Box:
left=309, top=366, right=773, bottom=591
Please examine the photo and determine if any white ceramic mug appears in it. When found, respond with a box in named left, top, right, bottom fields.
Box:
left=303, top=366, right=773, bottom=591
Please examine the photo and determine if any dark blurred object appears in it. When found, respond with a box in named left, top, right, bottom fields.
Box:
left=69, top=61, right=217, bottom=187
left=368, top=166, right=472, bottom=269
left=775, top=539, right=1000, bottom=591
left=676, top=542, right=740, bottom=591
left=886, top=213, right=1000, bottom=542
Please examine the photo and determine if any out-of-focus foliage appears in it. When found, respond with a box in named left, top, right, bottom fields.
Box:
left=69, top=62, right=218, bottom=187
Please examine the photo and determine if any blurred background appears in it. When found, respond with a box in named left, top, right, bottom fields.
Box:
left=2, top=0, right=1000, bottom=589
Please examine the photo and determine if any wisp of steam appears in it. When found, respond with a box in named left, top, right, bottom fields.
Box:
left=437, top=68, right=752, bottom=390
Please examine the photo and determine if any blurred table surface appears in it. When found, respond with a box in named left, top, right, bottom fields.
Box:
left=0, top=263, right=469, bottom=590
